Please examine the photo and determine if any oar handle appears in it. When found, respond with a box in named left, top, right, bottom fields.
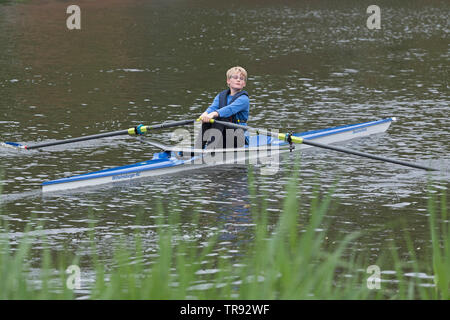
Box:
left=148, top=119, right=196, bottom=129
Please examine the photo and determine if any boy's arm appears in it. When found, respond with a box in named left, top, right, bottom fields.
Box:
left=205, top=94, right=220, bottom=114
left=216, top=95, right=249, bottom=118
left=199, top=94, right=220, bottom=123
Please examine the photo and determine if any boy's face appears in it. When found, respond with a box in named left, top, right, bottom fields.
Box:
left=227, top=72, right=246, bottom=91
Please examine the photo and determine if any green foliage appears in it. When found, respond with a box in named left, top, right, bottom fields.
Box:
left=0, top=174, right=448, bottom=299
left=428, top=188, right=449, bottom=299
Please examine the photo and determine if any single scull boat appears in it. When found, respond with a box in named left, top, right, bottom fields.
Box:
left=41, top=117, right=395, bottom=192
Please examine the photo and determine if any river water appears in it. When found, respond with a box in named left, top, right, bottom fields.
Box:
left=0, top=0, right=448, bottom=294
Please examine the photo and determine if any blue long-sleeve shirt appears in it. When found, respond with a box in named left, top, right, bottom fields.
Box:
left=205, top=93, right=249, bottom=123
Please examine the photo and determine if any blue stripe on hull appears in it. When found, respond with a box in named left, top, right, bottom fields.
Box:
left=294, top=117, right=393, bottom=139
left=247, top=118, right=393, bottom=147
left=42, top=152, right=192, bottom=186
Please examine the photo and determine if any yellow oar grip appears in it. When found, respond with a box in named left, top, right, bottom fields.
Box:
left=195, top=118, right=215, bottom=124
left=128, top=125, right=148, bottom=135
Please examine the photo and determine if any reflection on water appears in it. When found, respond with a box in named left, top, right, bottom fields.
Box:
left=0, top=0, right=448, bottom=291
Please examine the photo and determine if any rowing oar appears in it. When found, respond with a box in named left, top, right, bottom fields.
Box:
left=1, top=119, right=196, bottom=150
left=210, top=119, right=437, bottom=172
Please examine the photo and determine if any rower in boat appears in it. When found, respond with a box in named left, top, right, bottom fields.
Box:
left=197, top=66, right=250, bottom=150
left=3, top=116, right=436, bottom=193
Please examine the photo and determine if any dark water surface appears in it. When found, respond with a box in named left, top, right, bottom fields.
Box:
left=0, top=0, right=448, bottom=293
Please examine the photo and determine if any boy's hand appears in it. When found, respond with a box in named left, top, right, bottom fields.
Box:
left=200, top=112, right=218, bottom=123
left=199, top=112, right=209, bottom=123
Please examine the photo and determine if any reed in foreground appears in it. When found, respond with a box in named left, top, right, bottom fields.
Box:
left=0, top=175, right=448, bottom=299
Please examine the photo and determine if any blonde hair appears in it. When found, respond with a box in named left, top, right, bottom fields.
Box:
left=226, top=66, right=247, bottom=81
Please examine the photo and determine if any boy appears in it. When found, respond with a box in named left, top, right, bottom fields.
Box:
left=198, top=66, right=249, bottom=149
